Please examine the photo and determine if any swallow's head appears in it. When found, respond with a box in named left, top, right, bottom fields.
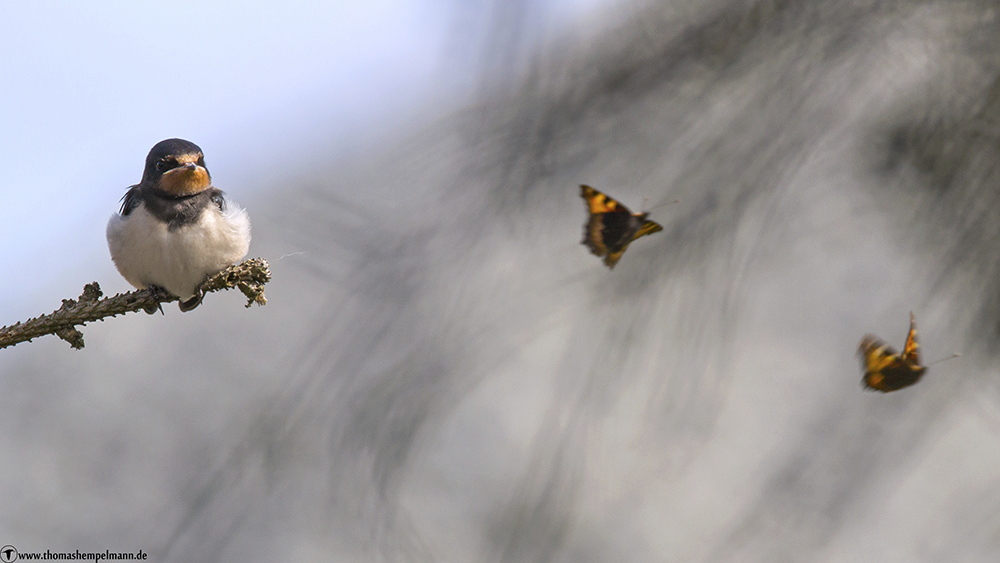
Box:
left=142, top=138, right=212, bottom=197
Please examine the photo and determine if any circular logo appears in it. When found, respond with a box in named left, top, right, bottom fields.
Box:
left=0, top=545, right=17, bottom=562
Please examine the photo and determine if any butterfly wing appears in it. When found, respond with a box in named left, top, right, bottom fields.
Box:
left=583, top=215, right=609, bottom=257
left=581, top=185, right=609, bottom=256
left=603, top=247, right=628, bottom=268
left=581, top=185, right=623, bottom=215
left=580, top=185, right=663, bottom=269
left=633, top=218, right=664, bottom=240
left=858, top=329, right=927, bottom=392
left=859, top=335, right=902, bottom=390
left=581, top=185, right=634, bottom=263
left=601, top=216, right=663, bottom=268
left=901, top=312, right=921, bottom=366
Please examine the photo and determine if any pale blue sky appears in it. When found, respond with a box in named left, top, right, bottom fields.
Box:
left=0, top=0, right=614, bottom=321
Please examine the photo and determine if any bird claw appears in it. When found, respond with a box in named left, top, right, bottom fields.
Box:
left=178, top=287, right=204, bottom=312
left=143, top=286, right=169, bottom=315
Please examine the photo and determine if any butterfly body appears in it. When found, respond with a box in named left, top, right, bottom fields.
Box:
left=580, top=185, right=663, bottom=268
left=858, top=312, right=927, bottom=392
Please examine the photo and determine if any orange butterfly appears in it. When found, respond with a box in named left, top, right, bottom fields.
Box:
left=579, top=185, right=663, bottom=269
left=858, top=312, right=927, bottom=392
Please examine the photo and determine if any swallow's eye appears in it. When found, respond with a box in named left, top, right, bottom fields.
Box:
left=155, top=159, right=169, bottom=172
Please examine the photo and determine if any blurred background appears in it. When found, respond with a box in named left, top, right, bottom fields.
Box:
left=3, top=0, right=1000, bottom=561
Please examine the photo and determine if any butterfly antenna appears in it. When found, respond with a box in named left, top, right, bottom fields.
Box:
left=926, top=353, right=961, bottom=367
left=646, top=199, right=681, bottom=212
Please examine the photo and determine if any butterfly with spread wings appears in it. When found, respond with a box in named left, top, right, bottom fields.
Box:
left=580, top=185, right=663, bottom=269
left=858, top=312, right=927, bottom=392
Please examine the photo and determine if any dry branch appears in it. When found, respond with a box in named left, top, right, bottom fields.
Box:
left=0, top=258, right=270, bottom=351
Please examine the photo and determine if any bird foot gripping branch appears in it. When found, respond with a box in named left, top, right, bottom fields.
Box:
left=0, top=258, right=271, bottom=351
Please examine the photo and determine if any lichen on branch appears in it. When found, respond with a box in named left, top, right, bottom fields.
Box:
left=0, top=257, right=270, bottom=351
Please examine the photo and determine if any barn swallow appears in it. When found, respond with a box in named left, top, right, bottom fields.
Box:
left=107, top=138, right=251, bottom=312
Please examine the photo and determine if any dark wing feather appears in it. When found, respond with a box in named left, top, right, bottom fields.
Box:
left=119, top=185, right=143, bottom=216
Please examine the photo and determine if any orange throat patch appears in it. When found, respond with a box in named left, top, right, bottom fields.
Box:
left=159, top=166, right=211, bottom=196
